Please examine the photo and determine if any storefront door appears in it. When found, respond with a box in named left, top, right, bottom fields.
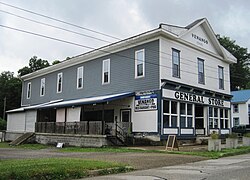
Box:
left=195, top=105, right=205, bottom=135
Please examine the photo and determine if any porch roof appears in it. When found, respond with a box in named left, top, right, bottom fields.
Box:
left=41, top=92, right=134, bottom=109
left=7, top=92, right=134, bottom=113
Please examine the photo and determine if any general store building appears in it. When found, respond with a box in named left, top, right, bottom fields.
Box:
left=6, top=18, right=236, bottom=146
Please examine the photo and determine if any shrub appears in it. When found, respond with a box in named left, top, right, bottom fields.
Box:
left=226, top=133, right=238, bottom=139
left=210, top=132, right=219, bottom=139
left=244, top=133, right=250, bottom=138
left=0, top=118, right=7, bottom=130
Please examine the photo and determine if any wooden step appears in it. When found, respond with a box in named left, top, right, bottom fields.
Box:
left=9, top=132, right=34, bottom=146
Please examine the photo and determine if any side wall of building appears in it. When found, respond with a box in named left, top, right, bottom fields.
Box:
left=22, top=40, right=160, bottom=106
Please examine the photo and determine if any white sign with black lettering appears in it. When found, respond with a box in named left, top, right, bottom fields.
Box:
left=135, top=93, right=157, bottom=111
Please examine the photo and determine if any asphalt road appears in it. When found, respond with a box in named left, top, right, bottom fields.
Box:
left=84, top=153, right=250, bottom=180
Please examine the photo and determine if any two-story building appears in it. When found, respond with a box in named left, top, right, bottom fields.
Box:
left=231, top=90, right=250, bottom=127
left=6, top=18, right=236, bottom=145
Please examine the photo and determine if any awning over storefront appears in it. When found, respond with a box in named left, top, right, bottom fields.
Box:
left=7, top=92, right=134, bottom=113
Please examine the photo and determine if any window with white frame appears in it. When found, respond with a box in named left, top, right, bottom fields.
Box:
left=233, top=117, right=239, bottom=127
left=209, top=107, right=219, bottom=129
left=27, top=82, right=31, bottom=99
left=40, top=78, right=45, bottom=96
left=102, top=59, right=110, bottom=84
left=180, top=103, right=193, bottom=128
left=218, top=66, right=224, bottom=89
left=220, top=109, right=229, bottom=129
left=172, top=48, right=180, bottom=78
left=135, top=49, right=145, bottom=78
left=57, top=72, right=63, bottom=93
left=233, top=104, right=239, bottom=113
left=77, top=66, right=84, bottom=89
left=163, top=100, right=178, bottom=128
left=198, top=58, right=205, bottom=84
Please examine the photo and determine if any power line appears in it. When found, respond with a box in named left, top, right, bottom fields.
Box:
left=0, top=9, right=112, bottom=44
left=0, top=1, right=120, bottom=41
left=0, top=1, right=233, bottom=74
left=0, top=24, right=238, bottom=83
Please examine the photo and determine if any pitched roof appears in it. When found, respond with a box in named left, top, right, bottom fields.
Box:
left=231, top=89, right=250, bottom=103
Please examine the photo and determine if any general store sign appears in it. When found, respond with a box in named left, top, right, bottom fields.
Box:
left=135, top=90, right=157, bottom=111
left=163, top=89, right=230, bottom=108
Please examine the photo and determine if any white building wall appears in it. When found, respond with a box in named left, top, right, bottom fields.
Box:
left=25, top=110, right=37, bottom=132
left=232, top=100, right=250, bottom=125
left=159, top=37, right=230, bottom=94
left=7, top=112, right=26, bottom=132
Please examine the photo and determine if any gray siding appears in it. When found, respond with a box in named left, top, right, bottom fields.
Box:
left=22, top=40, right=160, bottom=106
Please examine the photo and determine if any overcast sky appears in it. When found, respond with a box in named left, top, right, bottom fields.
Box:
left=0, top=0, right=249, bottom=75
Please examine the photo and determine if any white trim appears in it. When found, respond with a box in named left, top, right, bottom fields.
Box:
left=27, top=82, right=31, bottom=99
left=40, top=78, right=45, bottom=97
left=102, top=59, right=110, bottom=85
left=135, top=49, right=145, bottom=79
left=57, top=72, right=63, bottom=93
left=77, top=66, right=84, bottom=89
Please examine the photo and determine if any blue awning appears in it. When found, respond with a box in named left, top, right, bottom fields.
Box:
left=39, top=92, right=134, bottom=109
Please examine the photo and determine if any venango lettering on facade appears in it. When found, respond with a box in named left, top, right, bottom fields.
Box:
left=174, top=91, right=224, bottom=107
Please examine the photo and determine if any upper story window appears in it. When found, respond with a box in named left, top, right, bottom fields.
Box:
left=40, top=78, right=45, bottom=96
left=218, top=66, right=224, bottom=89
left=77, top=66, right=84, bottom=89
left=233, top=104, right=239, bottom=113
left=172, top=48, right=180, bottom=78
left=102, top=59, right=110, bottom=84
left=27, top=82, right=31, bottom=99
left=57, top=72, right=63, bottom=93
left=198, top=58, right=205, bottom=84
left=135, top=49, right=145, bottom=78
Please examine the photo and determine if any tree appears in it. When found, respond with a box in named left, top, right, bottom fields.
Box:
left=18, top=56, right=50, bottom=76
left=0, top=71, right=22, bottom=119
left=217, top=35, right=250, bottom=90
left=52, top=60, right=61, bottom=65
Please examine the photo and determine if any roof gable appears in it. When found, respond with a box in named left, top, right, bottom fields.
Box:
left=231, top=90, right=250, bottom=103
left=180, top=18, right=226, bottom=57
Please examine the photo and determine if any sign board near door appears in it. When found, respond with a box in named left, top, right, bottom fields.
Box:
left=135, top=90, right=157, bottom=111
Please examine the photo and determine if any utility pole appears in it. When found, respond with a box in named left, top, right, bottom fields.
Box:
left=3, top=97, right=6, bottom=120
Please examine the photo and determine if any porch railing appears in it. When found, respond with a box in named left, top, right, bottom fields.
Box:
left=35, top=121, right=102, bottom=135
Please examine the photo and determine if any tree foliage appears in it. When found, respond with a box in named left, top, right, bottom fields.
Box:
left=0, top=71, right=22, bottom=119
left=218, top=35, right=250, bottom=90
left=18, top=56, right=50, bottom=76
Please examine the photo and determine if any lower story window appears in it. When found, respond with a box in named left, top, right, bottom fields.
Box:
left=209, top=107, right=229, bottom=129
left=233, top=117, right=239, bottom=127
left=163, top=100, right=178, bottom=128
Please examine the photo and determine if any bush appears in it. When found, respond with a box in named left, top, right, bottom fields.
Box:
left=244, top=133, right=250, bottom=138
left=210, top=132, right=219, bottom=139
left=0, top=118, right=7, bottom=130
left=226, top=133, right=238, bottom=139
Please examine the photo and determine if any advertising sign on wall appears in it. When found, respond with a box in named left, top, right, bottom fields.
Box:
left=135, top=90, right=157, bottom=111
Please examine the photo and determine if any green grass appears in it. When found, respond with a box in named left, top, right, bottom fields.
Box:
left=60, top=145, right=250, bottom=159
left=60, top=146, right=152, bottom=153
left=0, top=142, right=49, bottom=149
left=0, top=158, right=132, bottom=180
left=168, top=146, right=250, bottom=159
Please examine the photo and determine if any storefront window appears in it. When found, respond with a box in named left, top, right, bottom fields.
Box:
left=180, top=103, right=193, bottom=128
left=163, top=100, right=178, bottom=128
left=209, top=107, right=229, bottom=129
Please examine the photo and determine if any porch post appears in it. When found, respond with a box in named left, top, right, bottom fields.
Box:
left=102, top=103, right=105, bottom=135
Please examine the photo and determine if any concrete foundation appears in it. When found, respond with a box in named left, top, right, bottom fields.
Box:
left=226, top=138, right=238, bottom=149
left=243, top=137, right=250, bottom=146
left=35, top=133, right=108, bottom=147
left=208, top=139, right=221, bottom=151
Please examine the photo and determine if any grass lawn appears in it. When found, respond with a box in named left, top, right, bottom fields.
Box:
left=0, top=142, right=49, bottom=149
left=60, top=145, right=250, bottom=159
left=0, top=158, right=132, bottom=180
